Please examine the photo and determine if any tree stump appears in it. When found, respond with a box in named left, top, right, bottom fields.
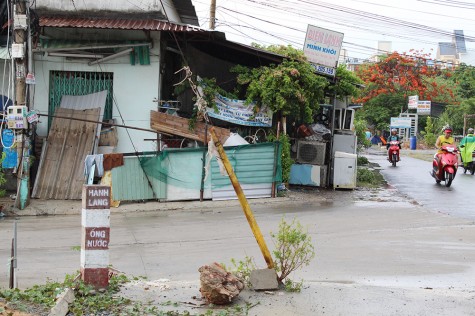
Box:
left=198, top=262, right=244, bottom=305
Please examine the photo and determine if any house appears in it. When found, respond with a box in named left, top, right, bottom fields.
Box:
left=1, top=0, right=287, bottom=203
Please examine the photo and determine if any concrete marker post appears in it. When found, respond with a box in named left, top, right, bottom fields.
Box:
left=81, top=185, right=111, bottom=289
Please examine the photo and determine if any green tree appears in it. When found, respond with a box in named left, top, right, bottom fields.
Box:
left=451, top=63, right=475, bottom=99
left=421, top=116, right=437, bottom=148
left=353, top=114, right=371, bottom=150
left=356, top=93, right=405, bottom=131
left=435, top=97, right=475, bottom=134
left=233, top=45, right=363, bottom=123
left=232, top=59, right=328, bottom=123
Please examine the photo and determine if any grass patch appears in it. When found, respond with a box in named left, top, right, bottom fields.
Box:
left=357, top=165, right=385, bottom=188
left=357, top=156, right=369, bottom=165
left=0, top=272, right=257, bottom=316
left=402, top=152, right=433, bottom=162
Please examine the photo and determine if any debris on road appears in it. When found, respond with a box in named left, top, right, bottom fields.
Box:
left=198, top=262, right=244, bottom=305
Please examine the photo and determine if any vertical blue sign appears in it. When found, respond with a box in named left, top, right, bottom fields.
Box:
left=2, top=129, right=17, bottom=169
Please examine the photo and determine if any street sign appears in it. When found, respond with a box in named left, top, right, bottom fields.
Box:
left=417, top=101, right=431, bottom=115
left=390, top=117, right=412, bottom=128
left=408, top=95, right=419, bottom=109
left=303, top=25, right=344, bottom=77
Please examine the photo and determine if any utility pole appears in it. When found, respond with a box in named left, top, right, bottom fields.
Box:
left=209, top=0, right=216, bottom=30
left=13, top=0, right=30, bottom=209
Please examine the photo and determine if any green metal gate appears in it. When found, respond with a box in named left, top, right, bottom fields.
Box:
left=48, top=71, right=113, bottom=129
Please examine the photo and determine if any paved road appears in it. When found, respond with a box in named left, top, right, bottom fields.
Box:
left=366, top=149, right=475, bottom=220
left=1, top=194, right=475, bottom=315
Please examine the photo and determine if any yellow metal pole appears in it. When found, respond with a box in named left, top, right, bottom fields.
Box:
left=209, top=127, right=274, bottom=269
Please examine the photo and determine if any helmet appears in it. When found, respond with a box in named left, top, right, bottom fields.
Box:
left=468, top=128, right=474, bottom=134
left=443, top=125, right=452, bottom=133
left=391, top=128, right=397, bottom=133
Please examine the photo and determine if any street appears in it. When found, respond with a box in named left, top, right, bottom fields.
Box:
left=1, top=183, right=475, bottom=315
left=367, top=149, right=475, bottom=219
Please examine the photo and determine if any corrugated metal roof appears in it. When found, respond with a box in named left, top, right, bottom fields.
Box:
left=39, top=16, right=205, bottom=32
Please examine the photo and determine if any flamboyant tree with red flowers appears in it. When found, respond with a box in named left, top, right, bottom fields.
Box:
left=355, top=50, right=457, bottom=131
left=356, top=50, right=455, bottom=104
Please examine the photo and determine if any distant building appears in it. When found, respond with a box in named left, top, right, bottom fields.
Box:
left=436, top=30, right=475, bottom=68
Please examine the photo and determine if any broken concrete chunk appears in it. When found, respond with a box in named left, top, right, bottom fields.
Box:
left=198, top=262, right=244, bottom=305
left=48, top=288, right=75, bottom=316
left=249, top=268, right=279, bottom=290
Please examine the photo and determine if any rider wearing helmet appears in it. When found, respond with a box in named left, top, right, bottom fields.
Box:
left=386, top=128, right=401, bottom=149
left=432, top=125, right=455, bottom=175
left=386, top=128, right=402, bottom=161
left=435, top=125, right=454, bottom=154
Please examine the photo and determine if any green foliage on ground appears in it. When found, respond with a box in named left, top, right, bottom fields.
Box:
left=357, top=168, right=375, bottom=183
left=267, top=133, right=294, bottom=183
left=357, top=156, right=369, bottom=165
left=421, top=116, right=437, bottom=148
left=226, top=217, right=315, bottom=293
left=0, top=273, right=131, bottom=315
left=271, top=218, right=315, bottom=286
left=354, top=115, right=371, bottom=151
left=356, top=167, right=384, bottom=188
left=0, top=272, right=256, bottom=316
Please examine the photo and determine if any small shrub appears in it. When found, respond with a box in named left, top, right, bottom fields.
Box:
left=357, top=156, right=369, bottom=165
left=223, top=256, right=257, bottom=287
left=271, top=218, right=315, bottom=285
left=422, top=116, right=437, bottom=148
left=357, top=168, right=376, bottom=183
left=226, top=218, right=315, bottom=292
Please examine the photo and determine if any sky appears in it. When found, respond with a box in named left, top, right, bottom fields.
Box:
left=191, top=0, right=475, bottom=63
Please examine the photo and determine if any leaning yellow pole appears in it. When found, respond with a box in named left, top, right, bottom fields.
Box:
left=209, top=127, right=274, bottom=269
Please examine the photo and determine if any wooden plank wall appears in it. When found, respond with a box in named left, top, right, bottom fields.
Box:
left=32, top=108, right=101, bottom=200
left=150, top=111, right=230, bottom=144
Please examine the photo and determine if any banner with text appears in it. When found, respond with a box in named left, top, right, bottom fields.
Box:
left=408, top=95, right=419, bottom=109
left=207, top=93, right=273, bottom=127
left=390, top=117, right=412, bottom=128
left=417, top=101, right=431, bottom=115
left=303, top=25, right=344, bottom=77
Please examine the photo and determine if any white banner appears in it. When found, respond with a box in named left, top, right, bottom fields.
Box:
left=417, top=100, right=431, bottom=115
left=303, top=25, right=344, bottom=77
left=408, top=95, right=419, bottom=109
left=207, top=93, right=273, bottom=127
left=390, top=117, right=412, bottom=128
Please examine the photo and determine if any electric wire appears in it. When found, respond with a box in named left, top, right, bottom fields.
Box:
left=195, top=0, right=475, bottom=62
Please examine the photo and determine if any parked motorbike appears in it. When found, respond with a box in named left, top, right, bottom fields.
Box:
left=387, top=140, right=400, bottom=167
left=431, top=145, right=459, bottom=187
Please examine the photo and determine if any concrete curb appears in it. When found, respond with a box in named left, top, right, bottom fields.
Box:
left=3, top=195, right=303, bottom=216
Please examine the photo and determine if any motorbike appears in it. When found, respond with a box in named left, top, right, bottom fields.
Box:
left=431, top=145, right=459, bottom=187
left=460, top=146, right=475, bottom=175
left=387, top=140, right=400, bottom=167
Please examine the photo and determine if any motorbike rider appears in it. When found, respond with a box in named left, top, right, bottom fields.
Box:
left=433, top=125, right=455, bottom=175
left=459, top=127, right=475, bottom=166
left=435, top=125, right=455, bottom=153
left=386, top=128, right=402, bottom=161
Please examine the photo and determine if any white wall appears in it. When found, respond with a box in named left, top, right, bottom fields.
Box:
left=32, top=34, right=161, bottom=154
left=35, top=0, right=181, bottom=23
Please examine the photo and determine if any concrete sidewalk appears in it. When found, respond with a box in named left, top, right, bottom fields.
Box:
left=1, top=187, right=474, bottom=315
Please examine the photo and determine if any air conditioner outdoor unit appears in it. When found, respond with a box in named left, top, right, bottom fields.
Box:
left=296, top=141, right=326, bottom=165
